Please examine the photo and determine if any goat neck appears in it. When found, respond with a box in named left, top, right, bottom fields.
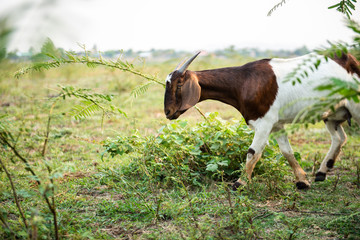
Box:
left=195, top=68, right=241, bottom=108
left=192, top=60, right=278, bottom=124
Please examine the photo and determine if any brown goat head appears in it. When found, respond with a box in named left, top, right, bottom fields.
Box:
left=164, top=52, right=201, bottom=120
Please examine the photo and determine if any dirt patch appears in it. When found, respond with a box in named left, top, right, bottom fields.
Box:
left=60, top=171, right=93, bottom=183
left=101, top=221, right=182, bottom=239
left=77, top=189, right=124, bottom=201
left=101, top=224, right=144, bottom=239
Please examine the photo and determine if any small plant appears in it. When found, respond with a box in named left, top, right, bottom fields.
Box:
left=325, top=211, right=360, bottom=238
left=221, top=194, right=263, bottom=239
left=273, top=213, right=303, bottom=240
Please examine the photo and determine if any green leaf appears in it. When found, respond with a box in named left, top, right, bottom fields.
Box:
left=294, top=152, right=301, bottom=161
left=351, top=95, right=359, bottom=103
left=328, top=3, right=341, bottom=9
left=206, top=163, right=218, bottom=172
left=336, top=49, right=343, bottom=57
left=218, top=160, right=229, bottom=166
left=314, top=59, right=321, bottom=69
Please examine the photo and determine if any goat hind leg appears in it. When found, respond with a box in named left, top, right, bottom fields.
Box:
left=315, top=121, right=347, bottom=181
left=347, top=100, right=360, bottom=126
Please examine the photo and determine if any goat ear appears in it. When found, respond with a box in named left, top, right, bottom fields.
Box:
left=179, top=78, right=201, bottom=111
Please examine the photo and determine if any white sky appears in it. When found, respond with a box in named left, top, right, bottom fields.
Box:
left=2, top=0, right=360, bottom=52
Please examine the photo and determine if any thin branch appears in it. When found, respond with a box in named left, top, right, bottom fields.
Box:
left=15, top=58, right=164, bottom=86
left=42, top=100, right=58, bottom=157
left=194, top=106, right=209, bottom=123
left=331, top=171, right=341, bottom=193
left=267, top=0, right=288, bottom=16
left=0, top=136, right=41, bottom=185
left=42, top=184, right=59, bottom=240
left=0, top=156, right=28, bottom=229
left=276, top=209, right=344, bottom=216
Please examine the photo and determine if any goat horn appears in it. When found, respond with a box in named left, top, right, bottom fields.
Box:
left=174, top=58, right=187, bottom=71
left=178, top=51, right=201, bottom=74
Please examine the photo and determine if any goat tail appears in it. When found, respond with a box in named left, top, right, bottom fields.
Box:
left=330, top=52, right=360, bottom=77
left=347, top=53, right=360, bottom=77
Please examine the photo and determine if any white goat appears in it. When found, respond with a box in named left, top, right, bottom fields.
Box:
left=164, top=52, right=360, bottom=190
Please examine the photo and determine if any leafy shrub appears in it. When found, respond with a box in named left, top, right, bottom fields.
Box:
left=102, top=112, right=281, bottom=187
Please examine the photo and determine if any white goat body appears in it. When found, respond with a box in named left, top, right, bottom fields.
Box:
left=266, top=54, right=357, bottom=125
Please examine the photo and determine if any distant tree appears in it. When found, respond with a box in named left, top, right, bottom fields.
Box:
left=28, top=47, right=36, bottom=55
left=224, top=45, right=237, bottom=57
left=0, top=18, right=12, bottom=61
left=125, top=49, right=134, bottom=57
left=31, top=38, right=61, bottom=62
left=6, top=49, right=19, bottom=60
left=294, top=46, right=310, bottom=56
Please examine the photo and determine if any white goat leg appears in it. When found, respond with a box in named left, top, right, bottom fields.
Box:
left=233, top=120, right=273, bottom=189
left=246, top=120, right=273, bottom=180
left=275, top=133, right=310, bottom=189
left=315, top=121, right=347, bottom=181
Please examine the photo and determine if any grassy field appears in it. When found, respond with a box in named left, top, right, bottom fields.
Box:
left=0, top=55, right=359, bottom=239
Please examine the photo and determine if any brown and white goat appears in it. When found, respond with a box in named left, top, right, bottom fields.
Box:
left=164, top=52, right=360, bottom=190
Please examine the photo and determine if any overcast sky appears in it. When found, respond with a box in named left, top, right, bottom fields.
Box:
left=2, top=0, right=360, bottom=52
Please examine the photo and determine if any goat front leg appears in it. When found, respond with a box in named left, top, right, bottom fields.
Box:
left=315, top=121, right=347, bottom=181
left=275, top=133, right=310, bottom=189
left=233, top=123, right=272, bottom=191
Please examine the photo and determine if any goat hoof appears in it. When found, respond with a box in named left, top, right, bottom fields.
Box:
left=232, top=181, right=242, bottom=191
left=315, top=172, right=326, bottom=182
left=296, top=181, right=310, bottom=190
left=232, top=180, right=245, bottom=191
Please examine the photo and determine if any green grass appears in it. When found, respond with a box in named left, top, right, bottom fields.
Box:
left=0, top=56, right=359, bottom=239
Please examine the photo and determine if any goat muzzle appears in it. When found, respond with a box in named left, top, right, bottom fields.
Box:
left=166, top=110, right=186, bottom=120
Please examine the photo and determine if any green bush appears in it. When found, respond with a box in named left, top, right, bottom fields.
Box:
left=102, top=112, right=282, bottom=187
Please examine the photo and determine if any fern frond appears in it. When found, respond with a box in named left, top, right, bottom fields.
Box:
left=48, top=85, right=127, bottom=122
left=131, top=81, right=155, bottom=98
left=70, top=101, right=102, bottom=120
